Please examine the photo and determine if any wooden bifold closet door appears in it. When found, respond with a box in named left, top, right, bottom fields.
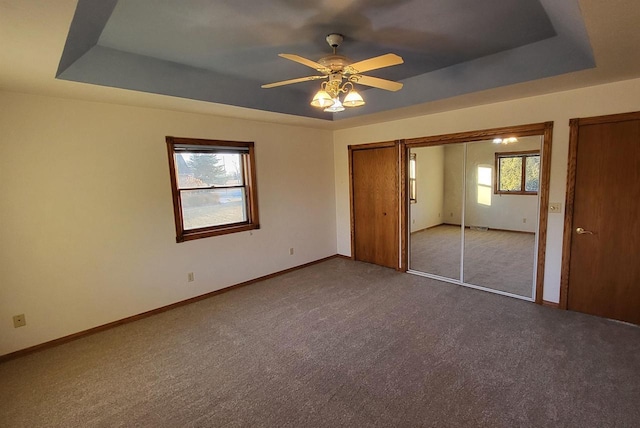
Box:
left=350, top=144, right=399, bottom=270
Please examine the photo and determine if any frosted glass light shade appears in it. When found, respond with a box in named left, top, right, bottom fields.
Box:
left=310, top=90, right=335, bottom=108
left=343, top=90, right=365, bottom=107
left=324, top=98, right=345, bottom=112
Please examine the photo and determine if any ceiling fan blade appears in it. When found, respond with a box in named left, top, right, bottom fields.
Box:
left=279, top=54, right=330, bottom=73
left=346, top=53, right=404, bottom=74
left=355, top=75, right=403, bottom=92
left=261, top=75, right=326, bottom=89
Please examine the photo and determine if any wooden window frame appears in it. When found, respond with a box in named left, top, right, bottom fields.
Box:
left=494, top=150, right=540, bottom=195
left=166, top=136, right=260, bottom=243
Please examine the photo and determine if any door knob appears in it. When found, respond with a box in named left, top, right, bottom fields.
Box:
left=576, top=227, right=594, bottom=235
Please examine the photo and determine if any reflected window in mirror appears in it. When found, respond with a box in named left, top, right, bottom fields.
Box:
left=477, top=165, right=492, bottom=206
left=409, top=153, right=417, bottom=203
left=495, top=151, right=540, bottom=195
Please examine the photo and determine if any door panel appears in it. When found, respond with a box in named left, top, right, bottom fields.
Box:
left=568, top=118, right=640, bottom=324
left=352, top=146, right=398, bottom=269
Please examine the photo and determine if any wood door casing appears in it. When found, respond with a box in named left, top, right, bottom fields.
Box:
left=350, top=144, right=399, bottom=269
left=562, top=113, right=640, bottom=324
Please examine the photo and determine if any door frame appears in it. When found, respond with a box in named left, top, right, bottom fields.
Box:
left=402, top=121, right=554, bottom=305
left=559, top=111, right=640, bottom=309
left=348, top=140, right=403, bottom=270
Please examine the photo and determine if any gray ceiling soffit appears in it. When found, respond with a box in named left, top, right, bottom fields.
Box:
left=56, top=46, right=330, bottom=119
left=56, top=0, right=118, bottom=77
left=336, top=0, right=595, bottom=120
left=56, top=0, right=594, bottom=121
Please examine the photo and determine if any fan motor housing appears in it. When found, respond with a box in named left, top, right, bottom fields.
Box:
left=319, top=54, right=351, bottom=72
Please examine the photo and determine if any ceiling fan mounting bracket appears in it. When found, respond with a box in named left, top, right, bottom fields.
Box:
left=326, top=33, right=344, bottom=49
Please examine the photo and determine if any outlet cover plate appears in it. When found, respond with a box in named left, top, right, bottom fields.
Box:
left=13, top=314, right=26, bottom=328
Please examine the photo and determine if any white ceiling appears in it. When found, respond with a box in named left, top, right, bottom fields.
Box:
left=1, top=0, right=640, bottom=130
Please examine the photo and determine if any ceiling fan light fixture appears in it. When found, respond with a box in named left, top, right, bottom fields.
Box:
left=324, top=98, right=345, bottom=112
left=310, top=89, right=334, bottom=108
left=493, top=137, right=518, bottom=144
left=343, top=89, right=365, bottom=107
left=264, top=33, right=402, bottom=113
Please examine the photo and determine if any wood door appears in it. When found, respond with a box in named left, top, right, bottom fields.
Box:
left=564, top=113, right=640, bottom=324
left=351, top=145, right=399, bottom=269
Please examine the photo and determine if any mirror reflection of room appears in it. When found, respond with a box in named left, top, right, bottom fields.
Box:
left=409, top=136, right=542, bottom=300
left=409, top=144, right=462, bottom=280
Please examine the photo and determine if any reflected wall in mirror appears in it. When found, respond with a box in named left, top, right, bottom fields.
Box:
left=409, top=144, right=463, bottom=280
left=408, top=136, right=543, bottom=300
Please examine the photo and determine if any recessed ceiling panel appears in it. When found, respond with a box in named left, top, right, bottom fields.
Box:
left=99, top=0, right=555, bottom=83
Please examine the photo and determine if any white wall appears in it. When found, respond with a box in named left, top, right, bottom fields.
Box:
left=0, top=91, right=336, bottom=355
left=410, top=146, right=444, bottom=232
left=334, top=77, right=640, bottom=303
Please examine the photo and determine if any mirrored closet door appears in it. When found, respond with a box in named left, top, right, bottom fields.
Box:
left=408, top=135, right=543, bottom=301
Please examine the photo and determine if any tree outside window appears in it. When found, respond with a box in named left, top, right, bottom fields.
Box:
left=495, top=151, right=540, bottom=195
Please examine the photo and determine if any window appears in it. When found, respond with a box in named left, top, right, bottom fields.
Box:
left=166, top=137, right=259, bottom=242
left=494, top=150, right=540, bottom=195
left=409, top=153, right=417, bottom=203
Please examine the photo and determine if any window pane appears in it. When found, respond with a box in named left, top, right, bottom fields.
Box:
left=525, top=156, right=540, bottom=192
left=181, top=188, right=247, bottom=230
left=499, top=157, right=522, bottom=191
left=176, top=153, right=244, bottom=188
left=410, top=179, right=417, bottom=202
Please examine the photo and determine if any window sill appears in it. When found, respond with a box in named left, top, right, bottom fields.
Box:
left=177, top=222, right=260, bottom=242
left=494, top=191, right=538, bottom=196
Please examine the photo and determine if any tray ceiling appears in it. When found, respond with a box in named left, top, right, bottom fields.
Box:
left=56, top=0, right=594, bottom=121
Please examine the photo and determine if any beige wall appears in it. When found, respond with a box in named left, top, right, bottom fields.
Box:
left=3, top=77, right=640, bottom=355
left=334, top=77, right=640, bottom=303
left=0, top=91, right=336, bottom=355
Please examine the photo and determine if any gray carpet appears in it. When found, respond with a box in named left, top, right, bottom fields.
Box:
left=1, top=258, right=639, bottom=427
left=411, top=225, right=536, bottom=297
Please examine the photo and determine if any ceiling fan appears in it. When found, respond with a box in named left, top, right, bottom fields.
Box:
left=262, top=33, right=404, bottom=112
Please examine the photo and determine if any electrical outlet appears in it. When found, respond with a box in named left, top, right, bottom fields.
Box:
left=523, top=218, right=527, bottom=223
left=549, top=202, right=562, bottom=213
left=187, top=272, right=194, bottom=282
left=289, top=247, right=294, bottom=255
left=13, top=314, right=26, bottom=328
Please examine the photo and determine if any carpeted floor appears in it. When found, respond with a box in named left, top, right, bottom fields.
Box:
left=411, top=225, right=536, bottom=297
left=1, top=258, right=639, bottom=427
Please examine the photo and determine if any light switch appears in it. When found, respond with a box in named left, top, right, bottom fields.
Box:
left=549, top=202, right=562, bottom=213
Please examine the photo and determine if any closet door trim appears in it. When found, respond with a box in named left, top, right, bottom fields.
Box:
left=403, top=122, right=553, bottom=304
